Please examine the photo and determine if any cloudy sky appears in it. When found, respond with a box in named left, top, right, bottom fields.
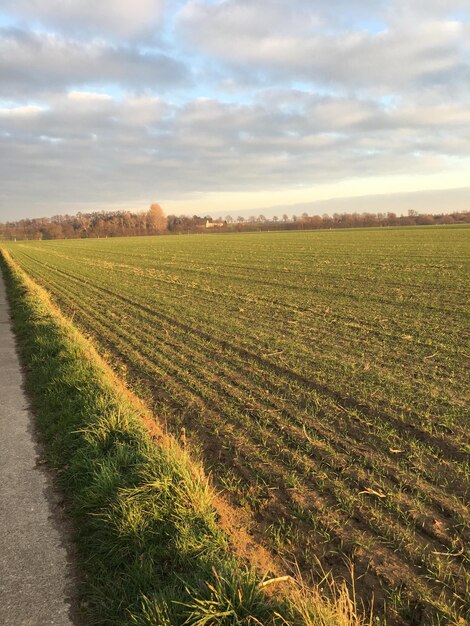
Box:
left=1, top=0, right=469, bottom=220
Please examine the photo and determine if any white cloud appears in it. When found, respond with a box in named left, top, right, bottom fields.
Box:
left=0, top=104, right=46, bottom=117
left=67, top=91, right=113, bottom=101
left=177, top=1, right=470, bottom=95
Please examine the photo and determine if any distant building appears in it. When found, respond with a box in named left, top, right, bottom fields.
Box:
left=205, top=219, right=225, bottom=229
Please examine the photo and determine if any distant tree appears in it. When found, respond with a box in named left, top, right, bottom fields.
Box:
left=322, top=214, right=333, bottom=228
left=416, top=214, right=434, bottom=225
left=225, top=215, right=234, bottom=224
left=2, top=208, right=469, bottom=241
left=309, top=215, right=322, bottom=228
left=272, top=216, right=279, bottom=222
left=43, top=223, right=64, bottom=240
left=437, top=214, right=455, bottom=224
left=147, top=203, right=167, bottom=234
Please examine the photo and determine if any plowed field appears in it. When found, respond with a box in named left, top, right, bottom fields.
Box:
left=6, top=227, right=469, bottom=625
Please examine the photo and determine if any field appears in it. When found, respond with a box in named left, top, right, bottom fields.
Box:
left=5, top=227, right=469, bottom=625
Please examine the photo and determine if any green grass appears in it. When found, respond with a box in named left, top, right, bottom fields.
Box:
left=2, top=226, right=469, bottom=625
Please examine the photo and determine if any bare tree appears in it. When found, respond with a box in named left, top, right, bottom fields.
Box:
left=147, top=203, right=167, bottom=234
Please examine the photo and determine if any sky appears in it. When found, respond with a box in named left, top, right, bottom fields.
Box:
left=0, top=0, right=469, bottom=221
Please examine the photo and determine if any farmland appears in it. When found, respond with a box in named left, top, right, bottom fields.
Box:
left=4, top=226, right=469, bottom=625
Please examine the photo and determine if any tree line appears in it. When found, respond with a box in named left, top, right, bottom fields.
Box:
left=1, top=204, right=468, bottom=240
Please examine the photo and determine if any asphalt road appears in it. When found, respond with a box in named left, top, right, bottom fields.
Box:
left=0, top=270, right=78, bottom=625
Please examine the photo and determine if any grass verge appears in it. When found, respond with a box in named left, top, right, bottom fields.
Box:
left=0, top=248, right=373, bottom=626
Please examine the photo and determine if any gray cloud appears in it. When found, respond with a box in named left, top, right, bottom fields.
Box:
left=0, top=27, right=188, bottom=98
left=1, top=90, right=468, bottom=217
left=1, top=0, right=166, bottom=40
